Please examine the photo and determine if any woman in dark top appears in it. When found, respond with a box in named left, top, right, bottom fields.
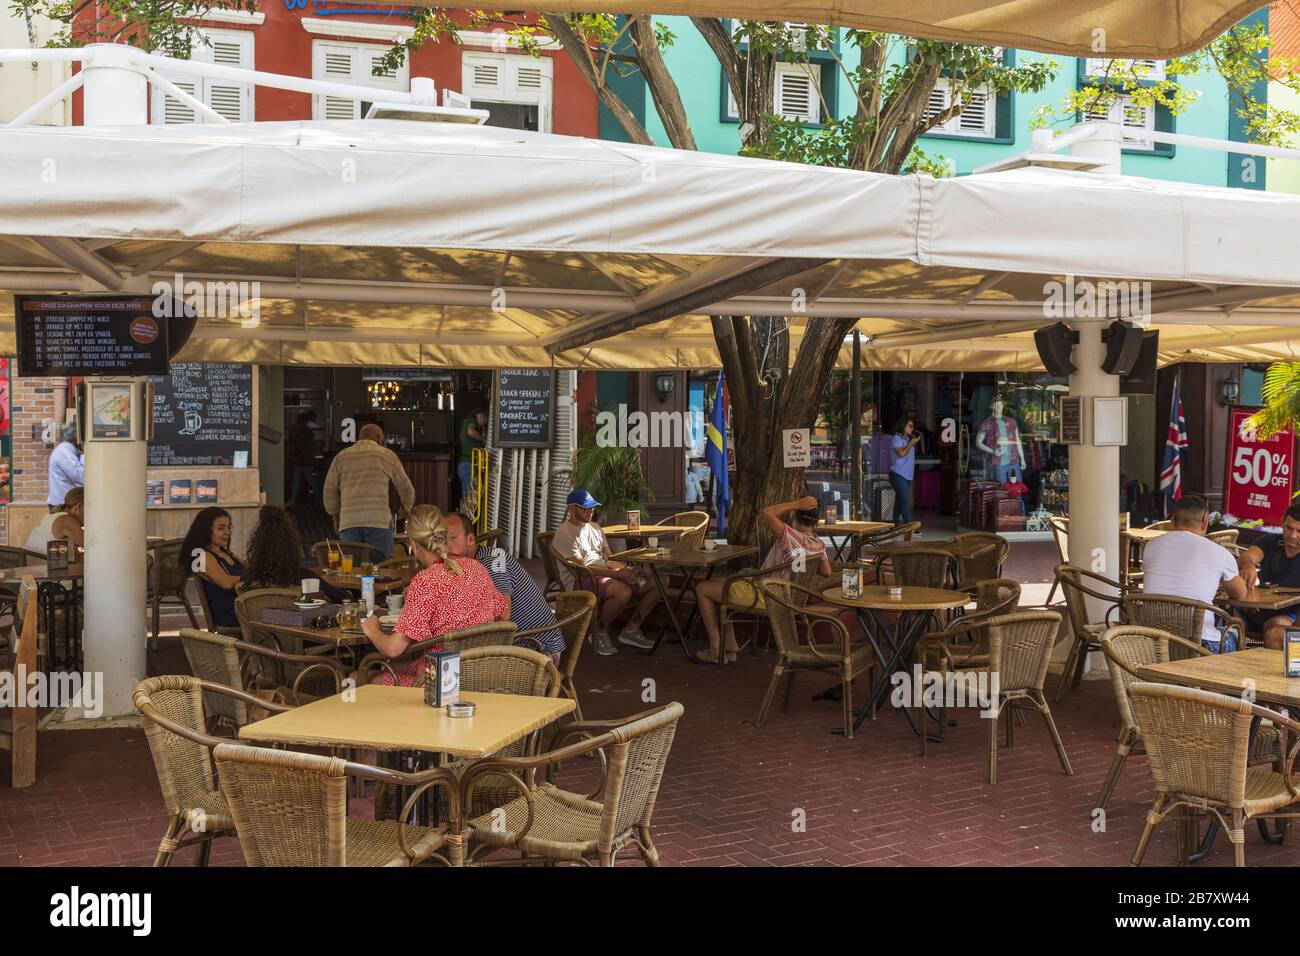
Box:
left=243, top=504, right=348, bottom=603
left=181, top=506, right=245, bottom=629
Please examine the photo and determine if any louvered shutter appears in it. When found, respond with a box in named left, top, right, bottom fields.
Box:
left=462, top=52, right=554, bottom=132
left=317, top=45, right=360, bottom=120
left=775, top=64, right=819, bottom=123
left=923, top=83, right=948, bottom=123
left=152, top=28, right=252, bottom=124
left=312, top=41, right=409, bottom=120
left=160, top=79, right=199, bottom=124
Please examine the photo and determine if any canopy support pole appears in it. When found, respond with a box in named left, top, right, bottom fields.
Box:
left=850, top=330, right=861, bottom=520
left=1066, top=320, right=1121, bottom=677
left=77, top=44, right=149, bottom=720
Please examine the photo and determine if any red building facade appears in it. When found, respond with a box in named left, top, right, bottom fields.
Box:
left=73, top=4, right=598, bottom=136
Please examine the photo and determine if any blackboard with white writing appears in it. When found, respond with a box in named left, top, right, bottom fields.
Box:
left=494, top=370, right=554, bottom=448
left=148, top=363, right=254, bottom=466
left=15, top=295, right=170, bottom=377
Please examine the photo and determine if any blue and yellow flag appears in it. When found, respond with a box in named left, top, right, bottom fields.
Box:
left=706, top=372, right=729, bottom=533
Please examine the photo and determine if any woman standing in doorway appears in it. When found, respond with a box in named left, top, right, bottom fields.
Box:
left=890, top=417, right=921, bottom=527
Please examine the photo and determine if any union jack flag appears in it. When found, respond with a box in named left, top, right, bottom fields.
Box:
left=1159, top=375, right=1187, bottom=506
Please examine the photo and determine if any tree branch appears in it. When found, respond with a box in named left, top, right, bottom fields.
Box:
left=543, top=14, right=654, bottom=147
left=628, top=15, right=696, bottom=150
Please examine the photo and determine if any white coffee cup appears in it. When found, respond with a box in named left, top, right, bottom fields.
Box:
left=646, top=536, right=659, bottom=550
left=387, top=594, right=403, bottom=613
left=301, top=578, right=321, bottom=595
left=703, top=539, right=718, bottom=551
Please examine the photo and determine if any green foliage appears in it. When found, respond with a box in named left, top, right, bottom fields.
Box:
left=1247, top=362, right=1300, bottom=440
left=12, top=0, right=257, bottom=54
left=552, top=405, right=654, bottom=520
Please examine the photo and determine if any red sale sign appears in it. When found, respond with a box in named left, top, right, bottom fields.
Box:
left=1223, top=406, right=1295, bottom=526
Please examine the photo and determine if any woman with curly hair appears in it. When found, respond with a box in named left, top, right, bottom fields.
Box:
left=244, top=504, right=347, bottom=602
left=181, top=506, right=244, bottom=629
left=361, top=504, right=510, bottom=685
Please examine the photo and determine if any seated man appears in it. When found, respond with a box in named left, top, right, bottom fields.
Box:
left=444, top=511, right=564, bottom=664
left=1142, top=494, right=1248, bottom=651
left=551, top=489, right=659, bottom=657
left=1236, top=501, right=1300, bottom=650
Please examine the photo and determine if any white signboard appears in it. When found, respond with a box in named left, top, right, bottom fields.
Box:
left=782, top=428, right=811, bottom=468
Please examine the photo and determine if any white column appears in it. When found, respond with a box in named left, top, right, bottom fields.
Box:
left=1067, top=321, right=1121, bottom=673
left=79, top=45, right=150, bottom=719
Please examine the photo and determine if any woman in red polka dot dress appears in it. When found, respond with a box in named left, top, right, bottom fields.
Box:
left=361, top=504, right=510, bottom=686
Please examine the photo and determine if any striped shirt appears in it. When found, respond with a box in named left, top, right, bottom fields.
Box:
left=322, top=439, right=415, bottom=531
left=477, top=545, right=564, bottom=655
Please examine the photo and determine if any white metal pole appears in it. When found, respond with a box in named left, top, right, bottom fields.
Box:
left=1066, top=320, right=1120, bottom=676
left=78, top=44, right=150, bottom=719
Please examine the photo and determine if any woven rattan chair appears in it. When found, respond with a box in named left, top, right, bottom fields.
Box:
left=192, top=571, right=241, bottom=637
left=1208, top=528, right=1240, bottom=551
left=653, top=511, right=709, bottom=546
left=1120, top=593, right=1248, bottom=657
left=512, top=592, right=596, bottom=708
left=915, top=578, right=1022, bottom=673
left=357, top=620, right=519, bottom=684
left=463, top=702, right=684, bottom=866
left=310, top=539, right=386, bottom=567
left=1043, top=516, right=1070, bottom=605
left=950, top=532, right=1010, bottom=589
left=147, top=537, right=198, bottom=647
left=180, top=627, right=347, bottom=725
left=719, top=557, right=797, bottom=659
left=133, top=674, right=291, bottom=866
left=852, top=521, right=921, bottom=565
left=233, top=587, right=301, bottom=647
left=1054, top=563, right=1133, bottom=702
left=214, top=743, right=456, bottom=866
left=1127, top=682, right=1300, bottom=867
left=758, top=580, right=877, bottom=737
left=536, top=532, right=563, bottom=596
left=878, top=547, right=958, bottom=590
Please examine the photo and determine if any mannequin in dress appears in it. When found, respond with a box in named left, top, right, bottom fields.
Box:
left=975, top=398, right=1026, bottom=483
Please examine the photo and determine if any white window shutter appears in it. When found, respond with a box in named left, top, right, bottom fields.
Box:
left=924, top=82, right=949, bottom=123
left=925, top=78, right=995, bottom=138
left=956, top=90, right=991, bottom=135
left=152, top=28, right=252, bottom=124
left=160, top=79, right=199, bottom=124
left=775, top=64, right=818, bottom=123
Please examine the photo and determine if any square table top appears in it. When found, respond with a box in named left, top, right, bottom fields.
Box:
left=260, top=620, right=372, bottom=647
left=239, top=685, right=575, bottom=757
left=863, top=538, right=993, bottom=560
left=619, top=542, right=758, bottom=569
left=309, top=567, right=416, bottom=592
left=1221, top=588, right=1300, bottom=611
left=816, top=520, right=894, bottom=535
left=1137, top=648, right=1300, bottom=710
left=1125, top=527, right=1169, bottom=542
left=602, top=524, right=697, bottom=538
left=0, top=562, right=83, bottom=582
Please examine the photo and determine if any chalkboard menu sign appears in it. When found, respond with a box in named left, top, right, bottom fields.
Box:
left=15, top=295, right=171, bottom=377
left=494, top=370, right=554, bottom=448
left=148, top=363, right=254, bottom=466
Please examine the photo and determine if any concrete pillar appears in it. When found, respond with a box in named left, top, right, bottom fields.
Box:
left=1068, top=321, right=1121, bottom=673
left=78, top=45, right=150, bottom=719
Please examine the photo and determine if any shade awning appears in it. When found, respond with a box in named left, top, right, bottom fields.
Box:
left=1, top=119, right=1298, bottom=372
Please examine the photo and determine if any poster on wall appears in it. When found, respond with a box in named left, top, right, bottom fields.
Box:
left=0, top=358, right=10, bottom=504
left=1222, top=406, right=1295, bottom=527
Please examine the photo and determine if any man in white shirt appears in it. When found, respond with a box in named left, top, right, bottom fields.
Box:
left=47, top=424, right=84, bottom=509
left=551, top=488, right=659, bottom=656
left=1141, top=494, right=1249, bottom=649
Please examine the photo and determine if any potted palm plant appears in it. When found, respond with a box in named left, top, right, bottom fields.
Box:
left=553, top=405, right=654, bottom=525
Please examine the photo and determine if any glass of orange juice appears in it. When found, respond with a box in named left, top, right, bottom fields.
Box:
left=341, top=554, right=354, bottom=574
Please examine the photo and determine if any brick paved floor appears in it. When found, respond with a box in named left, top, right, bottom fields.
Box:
left=1, top=531, right=1293, bottom=867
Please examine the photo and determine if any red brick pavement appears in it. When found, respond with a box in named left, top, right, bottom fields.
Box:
left=1, top=532, right=1294, bottom=867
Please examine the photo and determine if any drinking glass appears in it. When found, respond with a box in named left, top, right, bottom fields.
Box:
left=327, top=548, right=341, bottom=571
left=341, top=554, right=354, bottom=574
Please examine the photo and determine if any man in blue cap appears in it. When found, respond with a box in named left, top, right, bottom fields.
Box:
left=551, top=488, right=658, bottom=656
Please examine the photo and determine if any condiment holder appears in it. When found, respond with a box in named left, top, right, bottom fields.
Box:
left=888, top=586, right=903, bottom=599
left=447, top=700, right=476, bottom=718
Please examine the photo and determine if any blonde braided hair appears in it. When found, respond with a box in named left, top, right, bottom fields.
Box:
left=404, top=504, right=462, bottom=576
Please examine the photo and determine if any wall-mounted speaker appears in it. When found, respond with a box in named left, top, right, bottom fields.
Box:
left=1101, top=320, right=1145, bottom=376
left=1034, top=322, right=1078, bottom=377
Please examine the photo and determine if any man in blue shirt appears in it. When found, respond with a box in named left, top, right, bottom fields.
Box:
left=445, top=512, right=564, bottom=660
left=1237, top=502, right=1300, bottom=650
left=889, top=417, right=921, bottom=526
left=47, top=424, right=84, bottom=510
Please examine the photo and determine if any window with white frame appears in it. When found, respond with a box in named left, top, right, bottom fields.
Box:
left=460, top=51, right=553, bottom=132
left=726, top=62, right=822, bottom=124
left=923, top=78, right=996, bottom=138
left=1082, top=94, right=1156, bottom=150
left=151, top=29, right=254, bottom=124
left=729, top=19, right=833, bottom=49
left=311, top=40, right=410, bottom=120
left=1085, top=58, right=1167, bottom=81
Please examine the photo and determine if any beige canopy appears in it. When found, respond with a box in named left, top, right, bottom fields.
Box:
left=455, top=1, right=1269, bottom=58
left=1, top=119, right=1298, bottom=372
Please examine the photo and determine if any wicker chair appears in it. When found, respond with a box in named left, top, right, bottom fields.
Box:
left=147, top=537, right=198, bottom=647
left=1127, top=682, right=1300, bottom=867
left=1044, top=516, right=1070, bottom=604
left=1208, top=528, right=1240, bottom=551
left=514, top=592, right=596, bottom=719
left=214, top=743, right=455, bottom=867
left=133, top=674, right=291, bottom=866
left=915, top=578, right=1022, bottom=675
left=233, top=587, right=300, bottom=647
left=653, top=510, right=709, bottom=546
left=310, top=539, right=386, bottom=567
left=463, top=702, right=684, bottom=866
left=949, top=532, right=1010, bottom=589
left=180, top=627, right=347, bottom=725
left=719, top=557, right=797, bottom=659
left=757, top=580, right=877, bottom=737
left=357, top=620, right=519, bottom=685
left=0, top=545, right=33, bottom=624
left=853, top=521, right=921, bottom=565
left=192, top=572, right=241, bottom=637
left=536, top=532, right=563, bottom=596
left=1054, top=563, right=1133, bottom=701
left=1120, top=593, right=1248, bottom=658
left=931, top=611, right=1072, bottom=783
left=878, top=547, right=958, bottom=590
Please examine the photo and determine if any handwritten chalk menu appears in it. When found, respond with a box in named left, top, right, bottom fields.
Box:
left=15, top=295, right=170, bottom=377
left=148, top=363, right=253, bottom=466
left=494, top=370, right=554, bottom=448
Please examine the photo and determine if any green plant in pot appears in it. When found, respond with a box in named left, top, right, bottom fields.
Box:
left=553, top=406, right=654, bottom=525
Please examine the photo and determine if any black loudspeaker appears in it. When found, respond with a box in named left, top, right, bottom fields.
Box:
left=1034, top=322, right=1078, bottom=377
left=1120, top=331, right=1160, bottom=395
left=1101, top=320, right=1145, bottom=376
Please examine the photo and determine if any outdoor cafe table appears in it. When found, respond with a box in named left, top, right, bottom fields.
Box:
left=1221, top=587, right=1300, bottom=613
left=309, top=566, right=417, bottom=595
left=0, top=562, right=83, bottom=670
left=815, top=519, right=893, bottom=561
left=620, top=542, right=759, bottom=663
left=1137, top=647, right=1299, bottom=860
left=819, top=585, right=970, bottom=735
left=240, top=685, right=575, bottom=850
left=602, top=523, right=697, bottom=541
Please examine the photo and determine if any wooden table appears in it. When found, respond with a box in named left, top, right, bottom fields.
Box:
left=602, top=524, right=697, bottom=540
left=0, top=562, right=84, bottom=670
left=309, top=566, right=416, bottom=595
left=240, top=685, right=575, bottom=756
left=820, top=585, right=970, bottom=735
left=1222, top=588, right=1300, bottom=613
left=621, top=542, right=759, bottom=662
left=816, top=520, right=893, bottom=561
